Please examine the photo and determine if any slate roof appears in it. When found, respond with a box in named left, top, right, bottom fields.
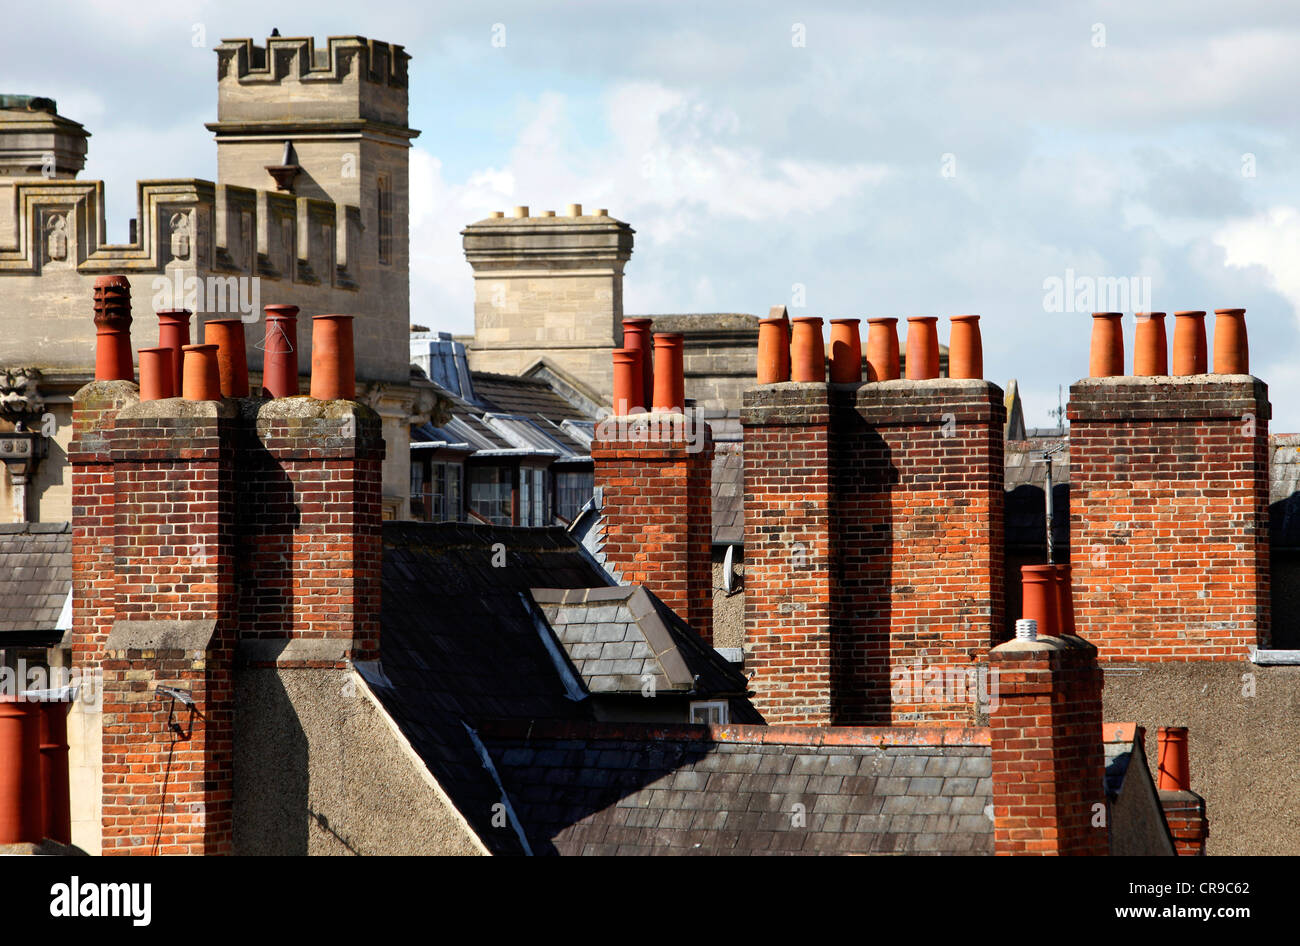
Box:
left=480, top=721, right=994, bottom=855
left=372, top=522, right=608, bottom=855
left=373, top=521, right=755, bottom=855
left=531, top=586, right=750, bottom=697
left=0, top=522, right=71, bottom=641
left=711, top=441, right=743, bottom=546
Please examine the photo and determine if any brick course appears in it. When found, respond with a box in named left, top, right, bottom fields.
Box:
left=742, top=380, right=1005, bottom=726
left=71, top=385, right=385, bottom=855
left=988, top=637, right=1108, bottom=856
left=1069, top=377, right=1270, bottom=658
left=592, top=412, right=714, bottom=643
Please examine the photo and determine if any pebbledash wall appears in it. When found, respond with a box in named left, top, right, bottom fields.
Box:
left=741, top=380, right=1005, bottom=726
left=69, top=381, right=481, bottom=854
left=0, top=36, right=437, bottom=526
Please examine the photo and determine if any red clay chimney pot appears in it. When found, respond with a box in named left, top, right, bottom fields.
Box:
left=651, top=332, right=685, bottom=412
left=137, top=347, right=175, bottom=401
left=203, top=319, right=251, bottom=398
left=828, top=318, right=863, bottom=383
left=1212, top=308, right=1249, bottom=375
left=92, top=275, right=135, bottom=382
left=1172, top=311, right=1208, bottom=376
left=621, top=318, right=654, bottom=412
left=181, top=344, right=222, bottom=401
left=1089, top=312, right=1125, bottom=377
left=1133, top=312, right=1168, bottom=376
left=155, top=308, right=192, bottom=395
left=905, top=317, right=940, bottom=380
left=262, top=304, right=300, bottom=397
left=790, top=317, right=825, bottom=383
left=310, top=315, right=357, bottom=400
left=1156, top=726, right=1191, bottom=791
left=865, top=317, right=900, bottom=381
left=947, top=314, right=983, bottom=380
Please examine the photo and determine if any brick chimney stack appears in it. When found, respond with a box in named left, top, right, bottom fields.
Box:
left=591, top=330, right=714, bottom=641
left=987, top=628, right=1108, bottom=856
left=742, top=313, right=1005, bottom=725
left=71, top=290, right=383, bottom=855
left=1070, top=313, right=1270, bottom=658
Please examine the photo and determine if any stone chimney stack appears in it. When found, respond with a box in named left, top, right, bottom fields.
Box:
left=461, top=208, right=634, bottom=398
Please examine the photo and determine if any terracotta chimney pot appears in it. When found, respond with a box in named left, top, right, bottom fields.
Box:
left=621, top=317, right=654, bottom=410
left=1133, top=312, right=1168, bottom=376
left=828, top=318, right=863, bottom=383
left=310, top=315, right=357, bottom=400
left=757, top=317, right=791, bottom=384
left=1172, top=311, right=1208, bottom=376
left=866, top=317, right=900, bottom=381
left=948, top=314, right=983, bottom=379
left=155, top=308, right=192, bottom=395
left=203, top=319, right=251, bottom=398
left=612, top=348, right=642, bottom=416
left=651, top=332, right=685, bottom=412
left=181, top=345, right=222, bottom=401
left=1156, top=726, right=1191, bottom=791
left=262, top=304, right=300, bottom=398
left=0, top=698, right=41, bottom=844
left=137, top=347, right=175, bottom=401
left=1212, top=308, right=1249, bottom=375
left=92, top=275, right=135, bottom=382
left=36, top=697, right=71, bottom=845
left=905, top=317, right=940, bottom=380
left=1089, top=312, right=1125, bottom=377
left=1020, top=564, right=1060, bottom=637
left=790, top=317, right=825, bottom=382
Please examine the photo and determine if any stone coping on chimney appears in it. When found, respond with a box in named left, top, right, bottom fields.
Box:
left=105, top=618, right=217, bottom=655
left=1069, top=374, right=1270, bottom=422
left=476, top=718, right=990, bottom=748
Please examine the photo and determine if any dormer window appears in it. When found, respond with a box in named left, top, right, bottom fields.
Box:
left=689, top=700, right=729, bottom=725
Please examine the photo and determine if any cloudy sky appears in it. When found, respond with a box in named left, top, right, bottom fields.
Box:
left=5, top=1, right=1300, bottom=427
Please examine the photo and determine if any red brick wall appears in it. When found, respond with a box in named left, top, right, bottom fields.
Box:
left=71, top=390, right=385, bottom=855
left=835, top=382, right=1005, bottom=724
left=592, top=414, right=714, bottom=643
left=100, top=405, right=236, bottom=855
left=236, top=407, right=385, bottom=664
left=988, top=638, right=1108, bottom=856
left=741, top=385, right=835, bottom=724
left=1070, top=378, right=1270, bottom=658
left=741, top=381, right=1004, bottom=726
left=70, top=382, right=136, bottom=666
left=1159, top=791, right=1209, bottom=856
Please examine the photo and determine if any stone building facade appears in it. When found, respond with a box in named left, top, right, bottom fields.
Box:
left=0, top=36, right=437, bottom=525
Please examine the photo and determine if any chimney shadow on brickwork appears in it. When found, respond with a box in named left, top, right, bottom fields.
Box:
left=829, top=399, right=896, bottom=724
left=229, top=425, right=311, bottom=854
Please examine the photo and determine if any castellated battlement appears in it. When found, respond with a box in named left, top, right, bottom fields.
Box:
left=214, top=36, right=411, bottom=130
left=0, top=177, right=359, bottom=286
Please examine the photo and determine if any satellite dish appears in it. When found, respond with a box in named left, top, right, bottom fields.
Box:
left=723, top=544, right=736, bottom=594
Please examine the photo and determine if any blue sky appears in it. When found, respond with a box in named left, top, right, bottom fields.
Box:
left=5, top=1, right=1300, bottom=427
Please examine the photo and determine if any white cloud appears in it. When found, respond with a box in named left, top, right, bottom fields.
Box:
left=1214, top=207, right=1300, bottom=318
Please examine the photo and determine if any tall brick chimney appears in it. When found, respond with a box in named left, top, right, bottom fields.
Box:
left=591, top=334, right=714, bottom=642
left=987, top=627, right=1108, bottom=856
left=1070, top=375, right=1270, bottom=658
left=742, top=369, right=1005, bottom=725
left=71, top=292, right=384, bottom=856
